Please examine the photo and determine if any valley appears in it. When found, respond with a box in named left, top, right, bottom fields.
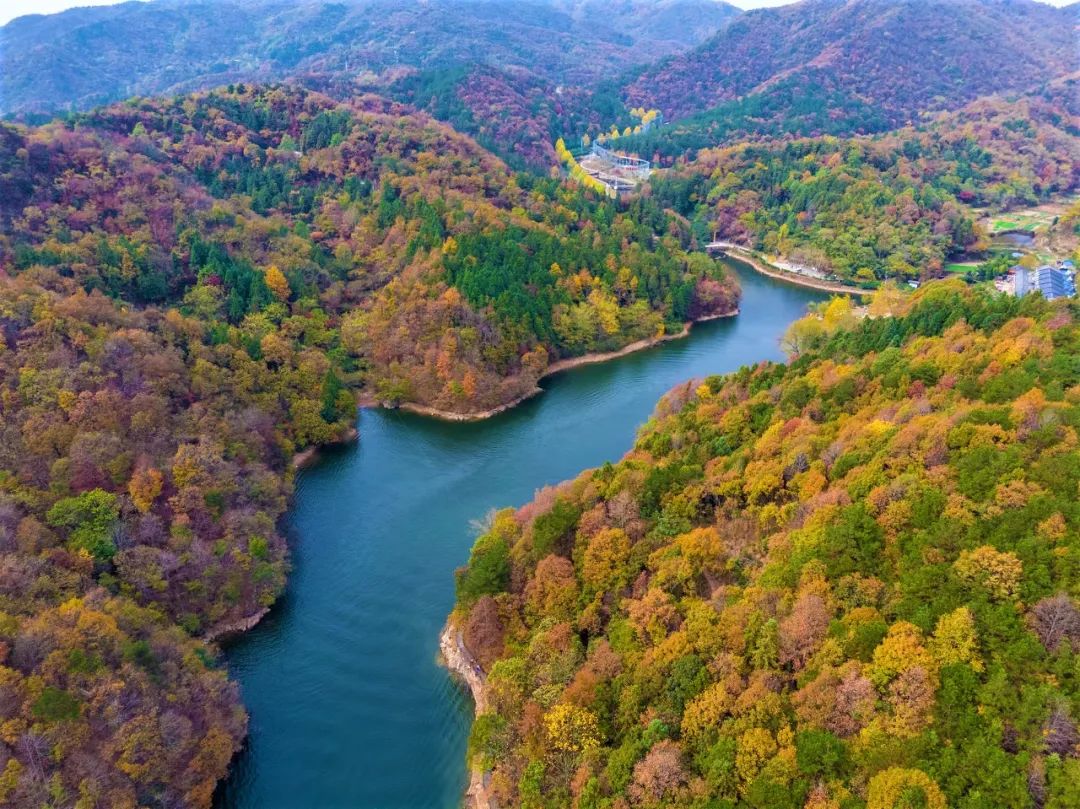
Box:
left=0, top=0, right=1077, bottom=807
left=213, top=259, right=824, bottom=808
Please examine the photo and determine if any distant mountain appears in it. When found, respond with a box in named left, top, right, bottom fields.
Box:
left=0, top=0, right=740, bottom=118
left=624, top=0, right=1077, bottom=129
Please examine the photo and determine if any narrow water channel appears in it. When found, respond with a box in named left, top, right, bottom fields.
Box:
left=215, top=260, right=827, bottom=808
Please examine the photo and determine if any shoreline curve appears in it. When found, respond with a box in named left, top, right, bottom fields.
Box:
left=712, top=244, right=869, bottom=296
left=375, top=307, right=740, bottom=423
left=291, top=426, right=360, bottom=469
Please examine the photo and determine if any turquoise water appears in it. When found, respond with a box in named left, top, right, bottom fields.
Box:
left=215, top=261, right=825, bottom=808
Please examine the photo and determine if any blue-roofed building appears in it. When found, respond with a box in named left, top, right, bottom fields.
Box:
left=1012, top=265, right=1077, bottom=300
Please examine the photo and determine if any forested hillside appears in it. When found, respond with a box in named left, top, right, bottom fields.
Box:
left=451, top=283, right=1080, bottom=808
left=7, top=0, right=1074, bottom=167
left=1, top=1, right=1077, bottom=805
left=0, top=82, right=737, bottom=806
left=645, top=86, right=1080, bottom=284
left=622, top=0, right=1075, bottom=145
left=0, top=0, right=737, bottom=116
left=2, top=84, right=738, bottom=414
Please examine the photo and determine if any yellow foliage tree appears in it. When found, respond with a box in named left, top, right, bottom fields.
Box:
left=265, top=264, right=290, bottom=301
left=582, top=527, right=631, bottom=595
left=782, top=315, right=826, bottom=356
left=128, top=467, right=164, bottom=514
left=868, top=283, right=909, bottom=318
left=681, top=682, right=733, bottom=743
left=0, top=759, right=22, bottom=804
left=953, top=546, right=1022, bottom=601
left=869, top=622, right=937, bottom=688
left=821, top=296, right=857, bottom=331
left=930, top=607, right=982, bottom=670
left=866, top=767, right=946, bottom=809
left=544, top=703, right=600, bottom=755
left=736, top=727, right=777, bottom=791
left=588, top=288, right=620, bottom=336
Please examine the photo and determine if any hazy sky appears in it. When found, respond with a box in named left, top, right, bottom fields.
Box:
left=2, top=0, right=136, bottom=26
left=1, top=0, right=1075, bottom=27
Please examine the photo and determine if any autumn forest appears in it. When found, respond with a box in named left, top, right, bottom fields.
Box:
left=0, top=0, right=1078, bottom=807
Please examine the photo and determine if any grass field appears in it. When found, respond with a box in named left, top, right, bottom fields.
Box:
left=992, top=219, right=1038, bottom=232
left=989, top=211, right=1051, bottom=234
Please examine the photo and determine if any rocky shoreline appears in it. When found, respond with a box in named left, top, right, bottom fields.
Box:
left=439, top=620, right=495, bottom=809
left=204, top=607, right=270, bottom=644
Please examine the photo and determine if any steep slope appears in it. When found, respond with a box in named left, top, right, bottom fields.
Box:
left=449, top=284, right=1080, bottom=807
left=0, top=0, right=740, bottom=118
left=624, top=0, right=1076, bottom=136
left=383, top=63, right=607, bottom=167
left=548, top=0, right=743, bottom=52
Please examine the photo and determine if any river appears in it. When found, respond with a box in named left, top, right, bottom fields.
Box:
left=214, top=260, right=826, bottom=809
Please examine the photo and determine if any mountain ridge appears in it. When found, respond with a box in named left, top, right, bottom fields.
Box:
left=0, top=0, right=741, bottom=117
left=624, top=0, right=1077, bottom=130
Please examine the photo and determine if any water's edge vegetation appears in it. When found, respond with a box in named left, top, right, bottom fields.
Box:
left=216, top=261, right=825, bottom=807
left=0, top=4, right=1075, bottom=801
left=448, top=283, right=1080, bottom=808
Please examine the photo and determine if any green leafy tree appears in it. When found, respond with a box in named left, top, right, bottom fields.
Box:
left=47, top=489, right=120, bottom=561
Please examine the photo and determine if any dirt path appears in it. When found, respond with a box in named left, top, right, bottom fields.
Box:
left=440, top=621, right=495, bottom=809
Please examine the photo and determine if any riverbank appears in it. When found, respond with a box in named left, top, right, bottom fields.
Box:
left=291, top=426, right=359, bottom=469
left=397, top=387, right=544, bottom=422
left=439, top=621, right=495, bottom=809
left=710, top=243, right=868, bottom=296
left=380, top=307, right=740, bottom=422
left=219, top=258, right=825, bottom=807
left=205, top=607, right=270, bottom=644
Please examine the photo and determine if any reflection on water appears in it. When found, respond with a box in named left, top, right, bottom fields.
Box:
left=996, top=230, right=1035, bottom=247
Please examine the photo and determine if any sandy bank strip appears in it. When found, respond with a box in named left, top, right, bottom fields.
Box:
left=439, top=621, right=495, bottom=809
left=385, top=308, right=740, bottom=422
left=397, top=386, right=544, bottom=422
left=542, top=307, right=737, bottom=375
left=718, top=245, right=869, bottom=296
